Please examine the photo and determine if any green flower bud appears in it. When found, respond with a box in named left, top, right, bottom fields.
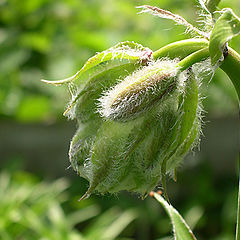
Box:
left=72, top=96, right=180, bottom=199
left=98, top=59, right=180, bottom=121
left=64, top=41, right=152, bottom=122
left=73, top=62, right=139, bottom=122
left=68, top=63, right=201, bottom=199
left=44, top=41, right=203, bottom=200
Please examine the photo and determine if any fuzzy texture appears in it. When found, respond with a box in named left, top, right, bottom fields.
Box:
left=98, top=59, right=179, bottom=121
left=68, top=58, right=203, bottom=199
left=49, top=41, right=206, bottom=199
left=137, top=5, right=209, bottom=39
left=61, top=42, right=152, bottom=122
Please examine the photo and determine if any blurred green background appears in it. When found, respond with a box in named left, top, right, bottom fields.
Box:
left=0, top=0, right=239, bottom=239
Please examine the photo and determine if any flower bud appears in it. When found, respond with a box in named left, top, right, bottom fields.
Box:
left=68, top=68, right=202, bottom=199
left=73, top=62, right=139, bottom=122
left=98, top=59, right=179, bottom=121
left=64, top=41, right=152, bottom=122
left=46, top=41, right=202, bottom=199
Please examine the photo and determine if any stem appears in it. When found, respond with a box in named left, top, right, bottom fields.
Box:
left=220, top=47, right=240, bottom=101
left=177, top=47, right=209, bottom=71
left=179, top=47, right=240, bottom=239
left=153, top=40, right=240, bottom=101
left=218, top=48, right=240, bottom=239
left=153, top=39, right=208, bottom=60
left=154, top=41, right=240, bottom=235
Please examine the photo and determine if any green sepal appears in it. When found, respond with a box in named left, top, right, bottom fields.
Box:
left=42, top=41, right=151, bottom=85
left=61, top=42, right=151, bottom=121
left=81, top=97, right=179, bottom=197
left=164, top=71, right=200, bottom=171
left=71, top=62, right=140, bottom=122
left=69, top=119, right=102, bottom=178
left=209, top=8, right=240, bottom=65
left=88, top=118, right=145, bottom=195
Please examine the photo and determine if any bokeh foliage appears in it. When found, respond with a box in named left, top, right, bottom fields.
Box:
left=0, top=0, right=239, bottom=239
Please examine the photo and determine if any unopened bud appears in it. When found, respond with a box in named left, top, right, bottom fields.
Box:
left=98, top=59, right=179, bottom=121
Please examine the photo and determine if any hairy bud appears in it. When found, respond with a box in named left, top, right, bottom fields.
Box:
left=98, top=60, right=179, bottom=121
left=44, top=41, right=203, bottom=200
left=69, top=64, right=201, bottom=199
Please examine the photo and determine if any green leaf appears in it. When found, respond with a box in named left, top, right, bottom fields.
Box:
left=42, top=41, right=151, bottom=85
left=153, top=192, right=197, bottom=240
left=209, top=8, right=240, bottom=65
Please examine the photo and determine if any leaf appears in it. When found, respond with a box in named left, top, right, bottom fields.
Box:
left=41, top=41, right=152, bottom=85
left=209, top=8, right=240, bottom=65
left=153, top=192, right=197, bottom=240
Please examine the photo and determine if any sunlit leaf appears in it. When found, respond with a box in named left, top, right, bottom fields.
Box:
left=209, top=8, right=240, bottom=65
left=42, top=41, right=152, bottom=85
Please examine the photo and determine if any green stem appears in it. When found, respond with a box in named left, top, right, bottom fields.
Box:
left=153, top=38, right=208, bottom=60
left=154, top=41, right=240, bottom=234
left=204, top=47, right=240, bottom=239
left=153, top=39, right=210, bottom=72
left=177, top=47, right=209, bottom=71
left=153, top=39, right=240, bottom=101
left=220, top=47, right=240, bottom=101
left=178, top=46, right=240, bottom=240
left=220, top=49, right=240, bottom=240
